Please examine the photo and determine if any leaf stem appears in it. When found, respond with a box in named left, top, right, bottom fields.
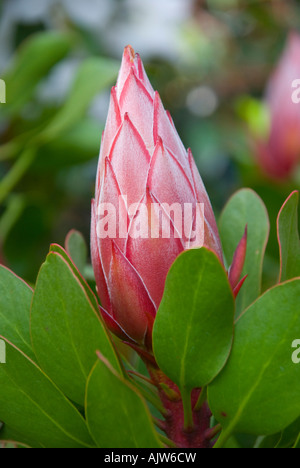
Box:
left=213, top=426, right=233, bottom=448
left=204, top=423, right=222, bottom=441
left=181, top=387, right=194, bottom=432
left=127, top=370, right=155, bottom=387
left=132, top=380, right=167, bottom=417
left=159, top=434, right=177, bottom=448
left=194, top=386, right=207, bottom=411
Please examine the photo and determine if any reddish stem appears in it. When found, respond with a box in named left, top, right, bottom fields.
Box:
left=147, top=365, right=212, bottom=448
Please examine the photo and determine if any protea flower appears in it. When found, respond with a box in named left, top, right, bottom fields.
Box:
left=91, top=46, right=224, bottom=347
left=257, top=32, right=300, bottom=179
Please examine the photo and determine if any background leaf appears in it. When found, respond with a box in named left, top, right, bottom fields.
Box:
left=219, top=188, right=270, bottom=316
left=39, top=57, right=119, bottom=142
left=65, top=229, right=88, bottom=275
left=153, top=248, right=235, bottom=392
left=4, top=31, right=72, bottom=115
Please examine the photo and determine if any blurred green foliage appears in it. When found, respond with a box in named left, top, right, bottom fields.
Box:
left=0, top=0, right=299, bottom=287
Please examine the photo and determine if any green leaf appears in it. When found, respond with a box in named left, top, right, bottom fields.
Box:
left=0, top=338, right=94, bottom=448
left=65, top=229, right=88, bottom=276
left=33, top=118, right=102, bottom=170
left=0, top=266, right=34, bottom=360
left=276, top=417, right=300, bottom=448
left=153, top=248, right=235, bottom=392
left=86, top=357, right=162, bottom=448
left=255, top=433, right=281, bottom=449
left=208, top=279, right=300, bottom=445
left=0, top=424, right=43, bottom=448
left=4, top=31, right=72, bottom=114
left=235, top=96, right=270, bottom=140
left=294, top=434, right=300, bottom=448
left=30, top=252, right=121, bottom=406
left=219, top=188, right=269, bottom=316
left=49, top=243, right=99, bottom=311
left=277, top=191, right=300, bottom=282
left=40, top=57, right=118, bottom=141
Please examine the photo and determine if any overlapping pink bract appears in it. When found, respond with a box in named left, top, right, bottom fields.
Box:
left=257, top=32, right=300, bottom=179
left=91, top=46, right=222, bottom=345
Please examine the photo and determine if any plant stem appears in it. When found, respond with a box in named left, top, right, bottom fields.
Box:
left=145, top=364, right=212, bottom=447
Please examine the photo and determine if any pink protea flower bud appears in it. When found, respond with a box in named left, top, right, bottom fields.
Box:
left=257, top=32, right=300, bottom=179
left=91, top=46, right=223, bottom=346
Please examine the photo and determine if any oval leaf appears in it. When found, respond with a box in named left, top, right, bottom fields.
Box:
left=219, top=188, right=269, bottom=316
left=153, top=248, right=235, bottom=391
left=208, top=279, right=300, bottom=443
left=277, top=191, right=300, bottom=282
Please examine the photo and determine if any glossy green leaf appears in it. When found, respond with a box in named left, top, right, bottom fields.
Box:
left=86, top=357, right=162, bottom=448
left=49, top=243, right=99, bottom=311
left=153, top=248, right=235, bottom=391
left=65, top=229, right=88, bottom=275
left=219, top=188, right=269, bottom=316
left=30, top=252, right=121, bottom=406
left=208, top=279, right=300, bottom=445
left=4, top=31, right=72, bottom=114
left=0, top=338, right=94, bottom=448
left=0, top=266, right=34, bottom=360
left=277, top=191, right=300, bottom=282
left=40, top=57, right=118, bottom=141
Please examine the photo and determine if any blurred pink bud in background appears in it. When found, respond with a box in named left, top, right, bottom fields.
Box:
left=257, top=32, right=300, bottom=179
left=91, top=46, right=223, bottom=346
